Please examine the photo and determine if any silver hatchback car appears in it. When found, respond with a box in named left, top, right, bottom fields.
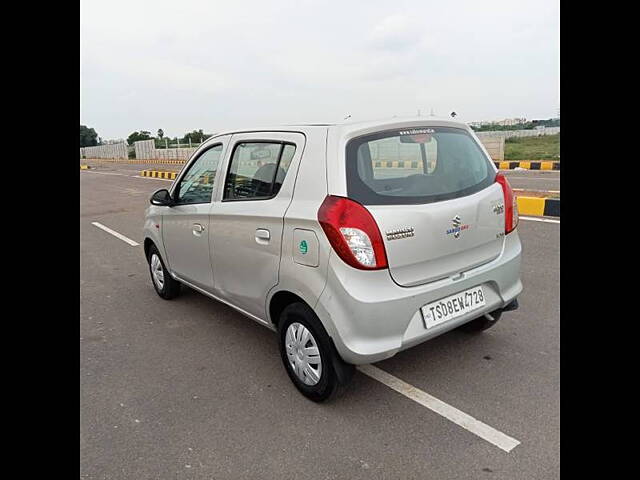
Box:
left=143, top=117, right=522, bottom=401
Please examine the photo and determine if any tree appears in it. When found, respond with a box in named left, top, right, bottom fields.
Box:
left=127, top=130, right=153, bottom=145
left=157, top=129, right=164, bottom=140
left=80, top=125, right=99, bottom=147
left=181, top=129, right=206, bottom=144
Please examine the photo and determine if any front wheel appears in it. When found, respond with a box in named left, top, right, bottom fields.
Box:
left=147, top=244, right=181, bottom=300
left=278, top=303, right=354, bottom=402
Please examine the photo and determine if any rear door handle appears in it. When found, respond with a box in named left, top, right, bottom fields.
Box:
left=193, top=223, right=205, bottom=235
left=255, top=228, right=270, bottom=244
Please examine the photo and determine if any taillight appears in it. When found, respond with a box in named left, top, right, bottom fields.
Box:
left=317, top=196, right=388, bottom=270
left=495, top=173, right=519, bottom=234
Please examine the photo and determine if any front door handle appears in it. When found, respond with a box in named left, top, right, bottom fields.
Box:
left=193, top=223, right=205, bottom=235
left=255, top=228, right=270, bottom=244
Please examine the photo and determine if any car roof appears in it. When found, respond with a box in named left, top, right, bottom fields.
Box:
left=332, top=116, right=472, bottom=137
left=203, top=124, right=326, bottom=141
left=206, top=116, right=471, bottom=141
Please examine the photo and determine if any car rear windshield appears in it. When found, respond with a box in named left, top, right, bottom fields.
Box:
left=345, top=127, right=495, bottom=205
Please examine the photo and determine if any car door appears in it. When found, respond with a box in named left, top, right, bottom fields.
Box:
left=162, top=136, right=230, bottom=291
left=210, top=132, right=305, bottom=320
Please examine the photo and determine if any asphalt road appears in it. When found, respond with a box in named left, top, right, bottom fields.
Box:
left=501, top=170, right=560, bottom=192
left=80, top=170, right=560, bottom=479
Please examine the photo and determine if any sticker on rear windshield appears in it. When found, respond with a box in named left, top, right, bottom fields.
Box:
left=399, top=128, right=435, bottom=143
left=399, top=128, right=435, bottom=135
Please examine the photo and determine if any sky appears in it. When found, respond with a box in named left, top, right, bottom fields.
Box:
left=80, top=0, right=559, bottom=140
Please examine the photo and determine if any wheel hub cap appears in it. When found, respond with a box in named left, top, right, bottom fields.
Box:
left=285, top=322, right=322, bottom=386
left=150, top=254, right=164, bottom=290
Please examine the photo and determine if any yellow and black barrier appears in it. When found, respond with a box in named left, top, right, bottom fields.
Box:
left=516, top=196, right=560, bottom=217
left=80, top=165, right=90, bottom=169
left=495, top=161, right=560, bottom=170
left=140, top=170, right=178, bottom=180
left=135, top=159, right=186, bottom=165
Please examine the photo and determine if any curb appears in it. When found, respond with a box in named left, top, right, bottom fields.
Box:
left=141, top=170, right=177, bottom=180
left=494, top=161, right=560, bottom=170
left=516, top=196, right=560, bottom=217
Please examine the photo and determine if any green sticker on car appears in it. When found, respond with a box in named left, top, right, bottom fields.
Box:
left=299, top=240, right=308, bottom=254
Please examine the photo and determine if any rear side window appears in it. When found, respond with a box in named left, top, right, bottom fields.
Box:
left=346, top=127, right=493, bottom=205
left=223, top=142, right=295, bottom=201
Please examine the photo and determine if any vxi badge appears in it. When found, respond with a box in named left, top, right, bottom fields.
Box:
left=446, top=215, right=469, bottom=239
left=386, top=226, right=415, bottom=241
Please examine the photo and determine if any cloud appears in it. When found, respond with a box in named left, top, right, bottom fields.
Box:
left=368, top=14, right=422, bottom=51
left=80, top=0, right=559, bottom=139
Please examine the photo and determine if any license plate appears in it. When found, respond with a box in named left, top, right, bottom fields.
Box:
left=421, top=286, right=486, bottom=329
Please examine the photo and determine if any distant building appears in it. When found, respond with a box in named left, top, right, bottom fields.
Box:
left=469, top=118, right=527, bottom=128
left=495, top=118, right=527, bottom=126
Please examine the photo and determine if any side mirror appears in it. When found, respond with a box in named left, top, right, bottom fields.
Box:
left=150, top=189, right=174, bottom=206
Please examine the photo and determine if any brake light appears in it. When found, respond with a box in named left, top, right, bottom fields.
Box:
left=317, top=196, right=388, bottom=270
left=495, top=173, right=519, bottom=233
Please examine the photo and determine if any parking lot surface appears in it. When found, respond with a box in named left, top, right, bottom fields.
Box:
left=502, top=170, right=560, bottom=192
left=80, top=170, right=560, bottom=479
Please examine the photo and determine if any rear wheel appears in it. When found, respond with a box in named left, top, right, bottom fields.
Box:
left=459, top=310, right=502, bottom=333
left=278, top=303, right=354, bottom=402
left=147, top=244, right=181, bottom=300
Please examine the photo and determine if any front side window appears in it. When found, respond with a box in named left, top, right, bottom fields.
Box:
left=223, top=142, right=296, bottom=201
left=346, top=127, right=493, bottom=205
left=176, top=144, right=223, bottom=204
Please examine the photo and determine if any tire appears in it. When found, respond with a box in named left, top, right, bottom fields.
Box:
left=147, top=244, right=181, bottom=300
left=278, top=303, right=354, bottom=402
left=459, top=309, right=502, bottom=333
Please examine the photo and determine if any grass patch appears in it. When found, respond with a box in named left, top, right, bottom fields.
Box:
left=505, top=134, right=560, bottom=161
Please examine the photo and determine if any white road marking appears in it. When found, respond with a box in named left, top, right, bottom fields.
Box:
left=520, top=216, right=560, bottom=224
left=358, top=364, right=521, bottom=452
left=91, top=222, right=140, bottom=246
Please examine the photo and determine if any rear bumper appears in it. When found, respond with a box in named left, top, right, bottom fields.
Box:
left=315, top=230, right=523, bottom=365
